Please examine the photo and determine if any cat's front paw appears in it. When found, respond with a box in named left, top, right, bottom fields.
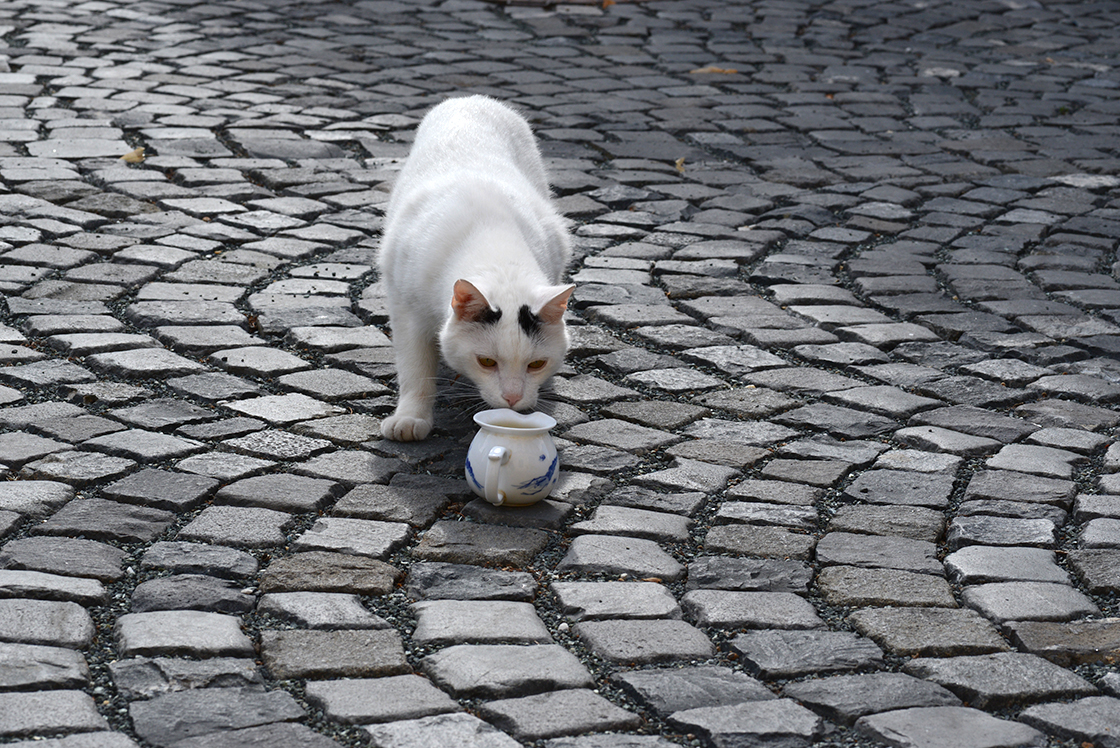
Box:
left=381, top=415, right=432, bottom=442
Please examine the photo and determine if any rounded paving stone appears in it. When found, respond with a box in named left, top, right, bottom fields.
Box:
left=574, top=618, right=714, bottom=664
left=115, top=610, right=254, bottom=658
left=478, top=688, right=642, bottom=742
left=856, top=706, right=1046, bottom=748
left=177, top=506, right=293, bottom=548
left=421, top=644, right=593, bottom=699
left=960, top=581, right=1100, bottom=623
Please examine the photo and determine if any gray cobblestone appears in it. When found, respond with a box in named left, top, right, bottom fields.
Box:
left=2, top=2, right=1119, bottom=745
left=856, top=707, right=1045, bottom=748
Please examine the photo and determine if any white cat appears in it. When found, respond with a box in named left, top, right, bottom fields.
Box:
left=379, top=95, right=574, bottom=442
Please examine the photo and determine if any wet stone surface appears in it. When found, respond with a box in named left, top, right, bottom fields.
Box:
left=1, top=1, right=1119, bottom=746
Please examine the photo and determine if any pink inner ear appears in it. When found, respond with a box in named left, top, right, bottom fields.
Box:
left=452, top=279, right=491, bottom=321
left=538, top=284, right=575, bottom=324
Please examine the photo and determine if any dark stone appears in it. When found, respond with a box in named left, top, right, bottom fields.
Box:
left=903, top=652, right=1097, bottom=709
left=131, top=574, right=255, bottom=614
left=413, top=521, right=550, bottom=567
left=842, top=469, right=955, bottom=508
left=729, top=628, right=885, bottom=678
left=686, top=556, right=813, bottom=593
left=0, top=536, right=127, bottom=582
left=258, top=551, right=401, bottom=595
left=405, top=562, right=536, bottom=601
left=102, top=468, right=219, bottom=511
left=129, top=686, right=305, bottom=747
left=34, top=498, right=174, bottom=543
left=782, top=672, right=961, bottom=725
left=141, top=542, right=259, bottom=580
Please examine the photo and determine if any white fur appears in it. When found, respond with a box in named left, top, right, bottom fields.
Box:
left=379, top=96, right=573, bottom=442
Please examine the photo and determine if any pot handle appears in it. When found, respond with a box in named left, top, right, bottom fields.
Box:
left=485, top=446, right=510, bottom=506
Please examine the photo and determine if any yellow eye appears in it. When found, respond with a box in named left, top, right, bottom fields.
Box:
left=478, top=357, right=497, bottom=368
left=527, top=359, right=547, bottom=370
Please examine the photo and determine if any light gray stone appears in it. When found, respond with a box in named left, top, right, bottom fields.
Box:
left=405, top=562, right=534, bottom=601
left=177, top=506, right=293, bottom=548
left=304, top=675, right=459, bottom=724
left=704, top=524, right=817, bottom=560
left=682, top=590, right=825, bottom=629
left=856, top=706, right=1046, bottom=748
left=544, top=736, right=678, bottom=748
left=1005, top=618, right=1120, bottom=667
left=903, top=652, right=1098, bottom=708
left=422, top=644, right=593, bottom=699
left=0, top=568, right=107, bottom=605
left=961, top=581, right=1100, bottom=623
left=478, top=688, right=642, bottom=742
left=850, top=606, right=1010, bottom=657
left=828, top=504, right=945, bottom=542
left=0, top=641, right=89, bottom=690
left=575, top=618, right=714, bottom=664
left=818, top=565, right=956, bottom=607
left=364, top=712, right=522, bottom=748
left=1019, top=696, right=1120, bottom=747
left=634, top=457, right=739, bottom=493
left=1, top=734, right=139, bottom=748
left=411, top=600, right=551, bottom=645
left=551, top=581, right=680, bottom=620
left=291, top=517, right=410, bottom=559
left=257, top=592, right=387, bottom=629
left=0, top=690, right=109, bottom=738
left=686, top=556, right=813, bottom=594
left=948, top=515, right=1057, bottom=549
left=842, top=469, right=955, bottom=508
left=226, top=393, right=343, bottom=424
left=945, top=546, right=1070, bottom=584
left=816, top=532, right=943, bottom=575
left=0, top=479, right=73, bottom=516
left=570, top=505, right=691, bottom=543
left=670, top=699, right=825, bottom=748
left=0, top=598, right=94, bottom=648
left=557, top=534, right=683, bottom=581
left=115, top=611, right=254, bottom=658
left=413, top=521, right=549, bottom=567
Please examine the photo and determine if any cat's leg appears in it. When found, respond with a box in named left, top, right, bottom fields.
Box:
left=381, top=317, right=438, bottom=441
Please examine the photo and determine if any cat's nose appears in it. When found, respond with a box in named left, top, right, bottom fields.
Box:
left=504, top=394, right=522, bottom=408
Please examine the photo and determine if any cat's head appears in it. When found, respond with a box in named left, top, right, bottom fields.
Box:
left=440, top=278, right=574, bottom=412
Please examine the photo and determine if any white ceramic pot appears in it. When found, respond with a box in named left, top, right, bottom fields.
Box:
left=465, top=408, right=558, bottom=507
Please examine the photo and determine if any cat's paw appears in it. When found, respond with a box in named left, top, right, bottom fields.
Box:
left=381, top=415, right=432, bottom=442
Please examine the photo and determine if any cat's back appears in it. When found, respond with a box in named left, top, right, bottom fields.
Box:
left=390, top=95, right=549, bottom=204
left=380, top=95, right=569, bottom=295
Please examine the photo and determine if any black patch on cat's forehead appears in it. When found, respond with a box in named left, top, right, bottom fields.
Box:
left=518, top=305, right=542, bottom=337
left=477, top=306, right=502, bottom=325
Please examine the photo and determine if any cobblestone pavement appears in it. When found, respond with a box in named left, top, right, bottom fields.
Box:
left=0, top=0, right=1119, bottom=746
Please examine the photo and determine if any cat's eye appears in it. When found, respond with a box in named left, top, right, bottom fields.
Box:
left=478, top=357, right=497, bottom=368
left=527, top=360, right=547, bottom=370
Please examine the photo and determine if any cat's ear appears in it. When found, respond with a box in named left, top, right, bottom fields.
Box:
left=537, top=284, right=575, bottom=324
left=451, top=279, right=494, bottom=322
